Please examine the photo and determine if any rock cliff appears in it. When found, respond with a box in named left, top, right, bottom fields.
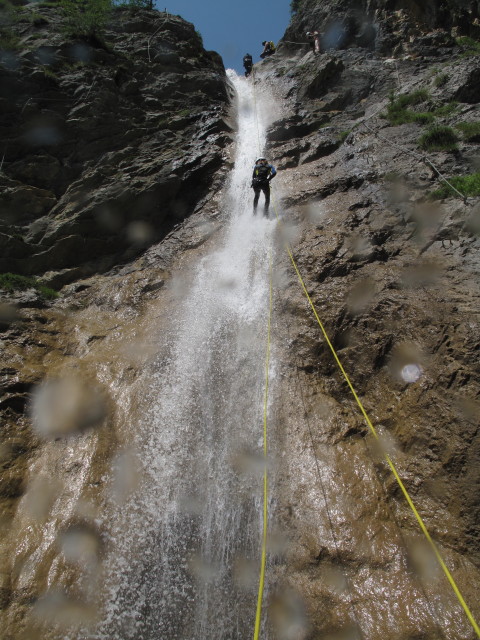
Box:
left=258, top=1, right=480, bottom=637
left=0, top=0, right=479, bottom=638
left=0, top=3, right=232, bottom=288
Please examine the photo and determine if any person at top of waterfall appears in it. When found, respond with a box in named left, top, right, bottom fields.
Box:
left=306, top=30, right=320, bottom=54
left=243, top=53, right=253, bottom=77
left=260, top=40, right=276, bottom=59
left=251, top=157, right=276, bottom=216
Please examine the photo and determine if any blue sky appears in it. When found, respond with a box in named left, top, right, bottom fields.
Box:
left=155, top=0, right=292, bottom=73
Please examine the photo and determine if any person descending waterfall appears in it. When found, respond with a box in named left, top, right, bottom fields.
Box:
left=243, top=53, right=253, bottom=77
left=251, top=157, right=276, bottom=216
left=260, top=40, right=275, bottom=58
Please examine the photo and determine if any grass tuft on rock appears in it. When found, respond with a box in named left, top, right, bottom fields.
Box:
left=456, top=36, right=480, bottom=56
left=385, top=90, right=434, bottom=125
left=430, top=172, right=480, bottom=199
left=418, top=125, right=458, bottom=151
left=432, top=102, right=458, bottom=116
left=455, top=121, right=480, bottom=142
left=0, top=29, right=20, bottom=51
left=338, top=130, right=351, bottom=143
left=0, top=273, right=58, bottom=300
left=433, top=72, right=449, bottom=88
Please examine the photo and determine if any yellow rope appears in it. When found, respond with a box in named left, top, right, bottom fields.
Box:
left=271, top=196, right=480, bottom=637
left=248, top=62, right=479, bottom=639
left=253, top=251, right=273, bottom=640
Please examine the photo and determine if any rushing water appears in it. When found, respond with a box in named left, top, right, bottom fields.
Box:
left=95, top=72, right=278, bottom=640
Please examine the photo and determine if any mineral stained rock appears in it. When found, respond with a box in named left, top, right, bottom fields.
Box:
left=1, top=1, right=479, bottom=639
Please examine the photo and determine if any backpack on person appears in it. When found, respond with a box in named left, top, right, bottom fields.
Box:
left=253, top=164, right=271, bottom=184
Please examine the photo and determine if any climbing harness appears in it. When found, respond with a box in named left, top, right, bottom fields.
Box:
left=248, top=69, right=480, bottom=638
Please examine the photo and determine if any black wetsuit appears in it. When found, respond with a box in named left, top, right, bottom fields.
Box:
left=251, top=162, right=277, bottom=215
left=243, top=54, right=253, bottom=77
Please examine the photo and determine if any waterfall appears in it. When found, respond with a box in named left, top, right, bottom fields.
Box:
left=94, top=71, right=278, bottom=640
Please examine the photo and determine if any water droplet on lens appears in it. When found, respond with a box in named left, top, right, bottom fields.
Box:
left=346, top=278, right=375, bottom=313
left=401, top=260, right=441, bottom=289
left=188, top=554, right=220, bottom=584
left=58, top=522, right=102, bottom=566
left=126, top=221, right=155, bottom=245
left=111, top=449, right=141, bottom=505
left=30, top=376, right=107, bottom=438
left=388, top=343, right=425, bottom=384
left=23, top=475, right=62, bottom=522
left=0, top=302, right=20, bottom=326
left=269, top=588, right=308, bottom=640
left=401, top=363, right=423, bottom=383
left=24, top=123, right=62, bottom=146
left=31, top=588, right=96, bottom=630
left=232, top=555, right=257, bottom=590
left=69, top=43, right=91, bottom=63
left=0, top=51, right=20, bottom=70
left=407, top=537, right=439, bottom=582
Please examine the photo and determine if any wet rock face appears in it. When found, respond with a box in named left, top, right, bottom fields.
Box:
left=285, top=0, right=480, bottom=55
left=257, top=9, right=480, bottom=638
left=0, top=5, right=233, bottom=286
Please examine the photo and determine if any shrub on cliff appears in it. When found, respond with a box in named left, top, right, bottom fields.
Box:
left=290, top=0, right=303, bottom=14
left=418, top=125, right=458, bottom=151
left=430, top=172, right=480, bottom=199
left=386, top=90, right=434, bottom=125
left=113, top=0, right=154, bottom=7
left=0, top=273, right=58, bottom=299
left=456, top=121, right=480, bottom=142
left=61, top=0, right=111, bottom=37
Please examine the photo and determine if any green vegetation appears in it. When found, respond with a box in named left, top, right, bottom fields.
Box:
left=432, top=102, right=457, bottom=116
left=418, top=125, right=458, bottom=151
left=0, top=273, right=58, bottom=300
left=384, top=171, right=401, bottom=182
left=30, top=12, right=50, bottom=26
left=177, top=108, right=191, bottom=118
left=61, top=0, right=111, bottom=37
left=112, top=0, right=154, bottom=7
left=456, top=36, right=480, bottom=56
left=433, top=72, right=448, bottom=88
left=338, top=130, right=351, bottom=143
left=0, top=30, right=20, bottom=51
left=385, top=89, right=434, bottom=125
left=290, top=0, right=302, bottom=13
left=41, top=65, right=58, bottom=80
left=456, top=121, right=480, bottom=142
left=430, top=172, right=480, bottom=199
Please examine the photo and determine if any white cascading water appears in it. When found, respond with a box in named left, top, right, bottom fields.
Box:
left=94, top=71, right=279, bottom=640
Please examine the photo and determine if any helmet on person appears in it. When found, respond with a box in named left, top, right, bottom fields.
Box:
left=255, top=157, right=267, bottom=163
left=262, top=41, right=267, bottom=46
left=245, top=53, right=251, bottom=57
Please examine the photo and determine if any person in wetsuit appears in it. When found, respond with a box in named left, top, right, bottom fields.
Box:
left=251, top=157, right=277, bottom=216
left=260, top=41, right=276, bottom=59
left=243, top=53, right=253, bottom=77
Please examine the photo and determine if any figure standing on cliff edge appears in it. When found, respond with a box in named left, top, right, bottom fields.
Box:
left=260, top=40, right=276, bottom=58
left=306, top=30, right=320, bottom=53
left=243, top=53, right=253, bottom=77
left=251, top=157, right=277, bottom=216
